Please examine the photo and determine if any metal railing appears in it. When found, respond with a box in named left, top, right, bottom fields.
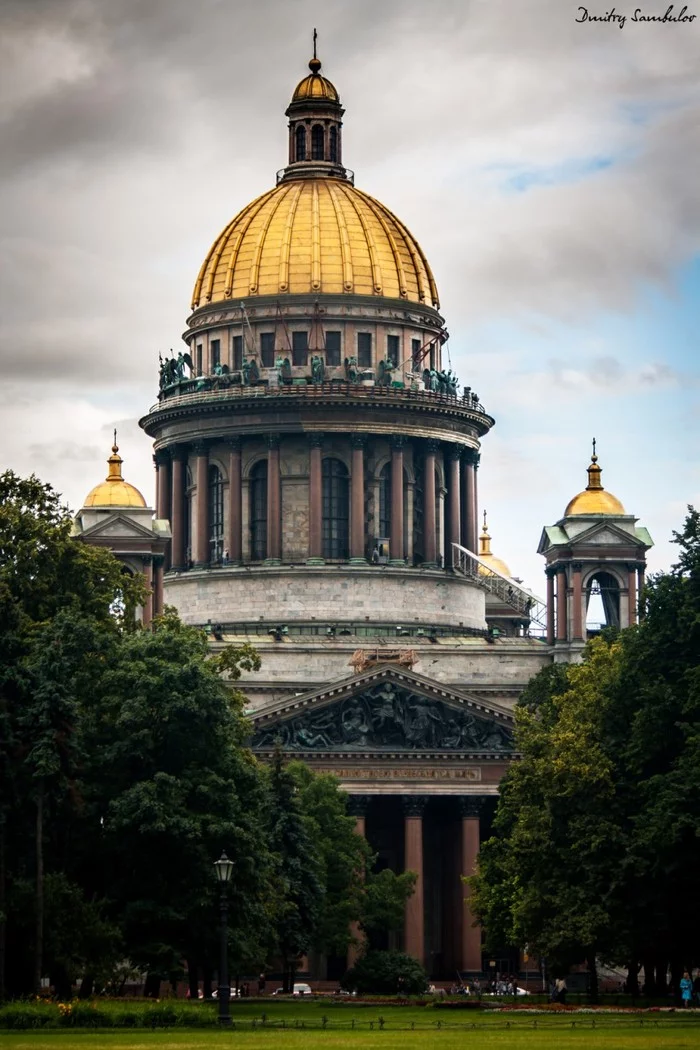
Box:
left=451, top=543, right=547, bottom=636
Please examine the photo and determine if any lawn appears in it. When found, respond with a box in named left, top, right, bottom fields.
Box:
left=2, top=1001, right=699, bottom=1050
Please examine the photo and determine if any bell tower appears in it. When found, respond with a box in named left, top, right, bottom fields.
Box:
left=538, top=442, right=653, bottom=662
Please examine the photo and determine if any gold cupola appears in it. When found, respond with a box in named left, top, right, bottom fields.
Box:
left=190, top=41, right=439, bottom=311
left=83, top=435, right=147, bottom=508
left=477, top=512, right=512, bottom=579
left=564, top=441, right=625, bottom=517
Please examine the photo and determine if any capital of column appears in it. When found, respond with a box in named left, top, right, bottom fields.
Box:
left=461, top=447, right=477, bottom=466
left=170, top=443, right=187, bottom=462
left=473, top=451, right=481, bottom=470
left=458, top=795, right=486, bottom=819
left=307, top=432, right=325, bottom=449
left=351, top=433, right=367, bottom=450
left=152, top=553, right=166, bottom=567
left=267, top=433, right=281, bottom=450
left=545, top=566, right=557, bottom=579
left=401, top=795, right=429, bottom=818
left=449, top=443, right=464, bottom=461
left=191, top=440, right=210, bottom=457
left=425, top=438, right=441, bottom=455
left=141, top=554, right=154, bottom=567
left=390, top=434, right=407, bottom=451
left=346, top=795, right=372, bottom=817
left=154, top=448, right=170, bottom=467
left=226, top=436, right=242, bottom=452
left=572, top=561, right=583, bottom=573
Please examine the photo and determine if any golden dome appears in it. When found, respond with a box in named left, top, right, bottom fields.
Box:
left=564, top=443, right=625, bottom=517
left=84, top=437, right=147, bottom=508
left=192, top=177, right=439, bottom=309
left=477, top=513, right=512, bottom=579
left=292, top=57, right=340, bottom=102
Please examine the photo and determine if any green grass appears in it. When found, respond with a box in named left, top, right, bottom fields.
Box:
left=2, top=1001, right=699, bottom=1050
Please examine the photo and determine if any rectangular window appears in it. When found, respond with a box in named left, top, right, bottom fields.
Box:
left=292, top=330, right=308, bottom=367
left=325, top=330, right=341, bottom=366
left=196, top=343, right=203, bottom=375
left=357, top=332, right=372, bottom=368
left=232, top=335, right=243, bottom=370
left=210, top=339, right=220, bottom=371
left=412, top=338, right=422, bottom=372
left=387, top=334, right=400, bottom=367
left=260, top=332, right=275, bottom=368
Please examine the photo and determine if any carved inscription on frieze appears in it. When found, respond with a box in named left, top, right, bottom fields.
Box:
left=311, top=767, right=482, bottom=781
left=252, top=682, right=514, bottom=753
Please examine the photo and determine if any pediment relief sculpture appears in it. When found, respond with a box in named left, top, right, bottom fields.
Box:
left=251, top=682, right=514, bottom=753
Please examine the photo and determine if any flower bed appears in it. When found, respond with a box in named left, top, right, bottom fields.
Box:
left=0, top=999, right=218, bottom=1030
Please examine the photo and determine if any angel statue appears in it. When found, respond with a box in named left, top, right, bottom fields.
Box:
left=311, top=355, right=325, bottom=384
left=175, top=350, right=193, bottom=381
left=276, top=356, right=292, bottom=385
left=377, top=359, right=394, bottom=387
left=344, top=355, right=359, bottom=383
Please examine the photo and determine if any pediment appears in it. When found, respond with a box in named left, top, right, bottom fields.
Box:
left=251, top=665, right=515, bottom=756
left=80, top=514, right=157, bottom=540
left=570, top=521, right=637, bottom=546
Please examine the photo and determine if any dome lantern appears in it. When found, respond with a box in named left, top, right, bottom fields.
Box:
left=564, top=439, right=625, bottom=517
left=477, top=511, right=512, bottom=579
left=282, top=30, right=347, bottom=183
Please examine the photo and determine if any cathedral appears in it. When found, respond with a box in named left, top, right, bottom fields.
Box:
left=74, top=49, right=652, bottom=982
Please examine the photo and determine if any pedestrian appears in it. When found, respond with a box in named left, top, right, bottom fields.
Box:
left=680, top=971, right=693, bottom=1007
left=555, top=977, right=567, bottom=1004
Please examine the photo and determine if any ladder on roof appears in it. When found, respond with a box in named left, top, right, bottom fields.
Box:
left=451, top=542, right=548, bottom=636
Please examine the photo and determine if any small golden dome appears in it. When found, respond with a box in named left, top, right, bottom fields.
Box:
left=192, top=177, right=439, bottom=308
left=84, top=436, right=147, bottom=508
left=292, top=57, right=340, bottom=102
left=564, top=442, right=625, bottom=517
left=477, top=512, right=511, bottom=578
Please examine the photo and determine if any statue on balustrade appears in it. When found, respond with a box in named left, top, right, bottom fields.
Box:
left=344, top=356, right=359, bottom=383
left=159, top=349, right=193, bottom=391
left=377, top=359, right=394, bottom=387
left=310, top=355, right=325, bottom=384
left=252, top=682, right=514, bottom=753
left=276, top=356, right=292, bottom=385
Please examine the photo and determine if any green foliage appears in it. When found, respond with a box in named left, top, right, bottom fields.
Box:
left=341, top=950, right=428, bottom=995
left=358, top=869, right=417, bottom=948
left=471, top=508, right=700, bottom=984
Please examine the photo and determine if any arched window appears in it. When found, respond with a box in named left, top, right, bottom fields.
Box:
left=208, top=465, right=224, bottom=563
left=311, top=123, right=324, bottom=161
left=322, top=458, right=349, bottom=559
left=250, top=461, right=268, bottom=561
left=585, top=571, right=621, bottom=632
left=379, top=462, right=391, bottom=539
left=329, top=126, right=338, bottom=163
left=295, top=125, right=306, bottom=162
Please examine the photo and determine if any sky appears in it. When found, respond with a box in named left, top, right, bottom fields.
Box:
left=1, top=0, right=698, bottom=595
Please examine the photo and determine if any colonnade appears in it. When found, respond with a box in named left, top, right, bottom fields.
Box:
left=346, top=794, right=486, bottom=975
left=155, top=436, right=480, bottom=571
left=545, top=561, right=647, bottom=644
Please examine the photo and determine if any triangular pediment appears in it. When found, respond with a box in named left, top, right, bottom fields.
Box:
left=251, top=665, right=515, bottom=757
left=80, top=513, right=157, bottom=540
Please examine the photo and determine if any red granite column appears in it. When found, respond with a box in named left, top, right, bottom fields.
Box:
left=346, top=796, right=370, bottom=969
left=546, top=568, right=556, bottom=645
left=142, top=556, right=154, bottom=627
left=170, top=446, right=186, bottom=571
left=227, top=438, right=242, bottom=565
left=448, top=446, right=461, bottom=568
left=472, top=452, right=480, bottom=554
left=350, top=435, right=366, bottom=563
left=403, top=796, right=427, bottom=964
left=628, top=564, right=637, bottom=626
left=266, top=434, right=281, bottom=564
left=390, top=437, right=405, bottom=564
left=462, top=451, right=477, bottom=552
left=556, top=567, right=568, bottom=642
left=307, top=434, right=323, bottom=563
left=572, top=562, right=583, bottom=640
left=424, top=441, right=438, bottom=567
left=459, top=797, right=484, bottom=974
left=193, top=443, right=210, bottom=568
left=155, top=449, right=171, bottom=521
left=153, top=557, right=164, bottom=617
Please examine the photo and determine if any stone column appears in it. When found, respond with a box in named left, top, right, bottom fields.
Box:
left=556, top=567, right=568, bottom=642
left=459, top=797, right=484, bottom=974
left=403, top=796, right=428, bottom=965
left=155, top=449, right=171, bottom=521
left=472, top=452, right=480, bottom=554
left=346, top=796, right=370, bottom=970
left=423, top=440, right=438, bottom=568
left=142, top=555, right=154, bottom=627
left=638, top=566, right=645, bottom=616
left=572, top=562, right=583, bottom=640
left=546, top=568, right=556, bottom=645
left=266, top=434, right=281, bottom=564
left=461, top=450, right=477, bottom=552
left=350, top=435, right=366, bottom=563
left=170, top=446, right=187, bottom=572
left=227, top=438, right=242, bottom=565
left=448, top=446, right=462, bottom=568
left=307, top=433, right=324, bottom=564
left=628, top=563, right=637, bottom=626
left=390, top=436, right=405, bottom=565
left=153, top=555, right=165, bottom=617
left=193, top=443, right=210, bottom=568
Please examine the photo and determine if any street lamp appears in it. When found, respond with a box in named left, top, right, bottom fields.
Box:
left=214, top=851, right=234, bottom=1026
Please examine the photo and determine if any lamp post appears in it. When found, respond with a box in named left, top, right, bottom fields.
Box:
left=214, top=851, right=234, bottom=1026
